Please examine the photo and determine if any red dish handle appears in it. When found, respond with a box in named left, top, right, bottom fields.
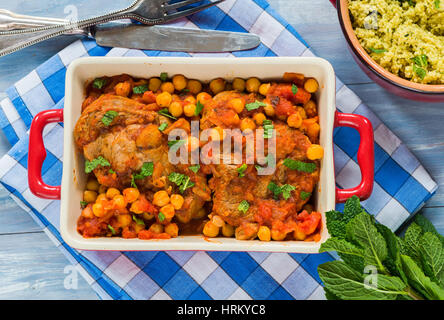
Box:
left=28, top=109, right=63, bottom=200
left=334, top=111, right=374, bottom=202
left=329, top=0, right=337, bottom=8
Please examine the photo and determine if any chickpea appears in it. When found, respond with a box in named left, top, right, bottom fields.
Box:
left=156, top=92, right=172, bottom=108
left=96, top=193, right=108, bottom=204
left=165, top=223, right=179, bottom=237
left=172, top=74, right=187, bottom=91
left=143, top=212, right=154, bottom=220
left=210, top=126, right=225, bottom=141
left=294, top=227, right=306, bottom=241
left=153, top=190, right=170, bottom=207
left=203, top=221, right=219, bottom=238
left=98, top=185, right=107, bottom=194
left=114, top=82, right=131, bottom=97
left=153, top=176, right=167, bottom=188
left=257, top=226, right=271, bottom=241
left=149, top=77, right=162, bottom=92
left=187, top=79, right=202, bottom=95
left=246, top=77, right=261, bottom=93
left=169, top=101, right=183, bottom=118
left=184, top=95, right=196, bottom=105
left=86, top=179, right=100, bottom=192
left=209, top=78, right=226, bottom=95
left=149, top=223, right=164, bottom=234
left=253, top=113, right=266, bottom=126
left=307, top=144, right=324, bottom=160
left=130, top=201, right=144, bottom=214
left=263, top=104, right=275, bottom=117
left=113, top=194, right=127, bottom=210
left=211, top=215, right=225, bottom=228
left=304, top=78, right=319, bottom=93
left=307, top=123, right=320, bottom=141
left=228, top=98, right=245, bottom=113
left=196, top=92, right=212, bottom=105
left=221, top=224, right=234, bottom=237
left=92, top=202, right=105, bottom=217
left=183, top=103, right=197, bottom=117
left=271, top=228, right=286, bottom=241
left=160, top=204, right=175, bottom=220
left=136, top=124, right=163, bottom=148
left=170, top=194, right=184, bottom=210
left=304, top=100, right=317, bottom=118
left=160, top=82, right=175, bottom=94
left=240, top=118, right=256, bottom=132
left=287, top=112, right=303, bottom=128
left=297, top=106, right=307, bottom=120
left=259, top=83, right=271, bottom=96
left=123, top=188, right=140, bottom=203
left=81, top=205, right=94, bottom=219
left=117, top=214, right=132, bottom=228
left=232, top=78, right=246, bottom=91
left=106, top=187, right=120, bottom=199
left=83, top=190, right=97, bottom=203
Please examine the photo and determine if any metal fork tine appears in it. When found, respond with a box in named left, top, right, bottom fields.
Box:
left=164, top=0, right=205, bottom=11
left=164, top=0, right=225, bottom=21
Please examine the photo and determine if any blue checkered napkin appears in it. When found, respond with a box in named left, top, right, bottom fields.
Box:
left=0, top=0, right=438, bottom=300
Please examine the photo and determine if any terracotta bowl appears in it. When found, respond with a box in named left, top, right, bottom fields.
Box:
left=331, top=0, right=444, bottom=102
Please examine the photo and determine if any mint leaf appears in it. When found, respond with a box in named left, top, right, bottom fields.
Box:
left=419, top=232, right=444, bottom=286
left=158, top=212, right=165, bottom=222
left=133, top=162, right=154, bottom=180
left=168, top=172, right=194, bottom=193
left=346, top=212, right=388, bottom=273
left=92, top=78, right=107, bottom=89
left=267, top=182, right=295, bottom=200
left=300, top=191, right=311, bottom=201
left=401, top=255, right=444, bottom=300
left=263, top=119, right=273, bottom=139
left=291, top=84, right=298, bottom=95
left=245, top=100, right=266, bottom=111
left=404, top=222, right=423, bottom=265
left=101, top=110, right=119, bottom=126
left=281, top=184, right=296, bottom=200
left=108, top=224, right=116, bottom=235
left=319, top=238, right=365, bottom=272
left=283, top=159, right=316, bottom=173
left=369, top=47, right=387, bottom=54
left=324, top=196, right=365, bottom=239
left=158, top=122, right=168, bottom=132
left=80, top=201, right=88, bottom=208
left=237, top=164, right=247, bottom=177
left=85, top=156, right=110, bottom=173
left=158, top=108, right=177, bottom=120
left=189, top=164, right=200, bottom=173
left=179, top=176, right=194, bottom=193
left=168, top=139, right=186, bottom=152
left=160, top=72, right=168, bottom=82
left=318, top=261, right=406, bottom=300
left=133, top=84, right=148, bottom=94
left=415, top=215, right=444, bottom=246
left=195, top=101, right=204, bottom=116
left=133, top=215, right=145, bottom=226
left=238, top=200, right=249, bottom=214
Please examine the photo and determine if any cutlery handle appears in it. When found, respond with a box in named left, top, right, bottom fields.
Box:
left=0, top=7, right=132, bottom=56
left=0, top=9, right=68, bottom=30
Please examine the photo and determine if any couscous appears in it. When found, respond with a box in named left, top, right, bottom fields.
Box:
left=349, top=0, right=444, bottom=84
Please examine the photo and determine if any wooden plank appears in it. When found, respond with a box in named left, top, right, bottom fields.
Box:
left=0, top=232, right=97, bottom=299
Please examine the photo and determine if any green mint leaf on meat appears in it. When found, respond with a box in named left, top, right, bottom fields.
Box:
left=158, top=122, right=168, bottom=132
left=238, top=200, right=250, bottom=214
left=283, top=158, right=316, bottom=173
left=133, top=162, right=154, bottom=180
left=263, top=119, right=273, bottom=139
left=189, top=164, right=200, bottom=173
left=237, top=164, right=247, bottom=177
left=245, top=100, right=266, bottom=111
left=101, top=110, right=119, bottom=126
left=85, top=156, right=110, bottom=173
left=158, top=212, right=166, bottom=222
left=195, top=101, right=204, bottom=116
left=160, top=72, right=168, bottom=82
left=158, top=108, right=177, bottom=120
left=80, top=201, right=88, bottom=209
left=300, top=191, right=311, bottom=201
left=291, top=84, right=298, bottom=95
left=280, top=184, right=296, bottom=200
left=168, top=139, right=186, bottom=153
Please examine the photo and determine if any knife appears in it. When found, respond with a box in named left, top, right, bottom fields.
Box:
left=0, top=9, right=260, bottom=52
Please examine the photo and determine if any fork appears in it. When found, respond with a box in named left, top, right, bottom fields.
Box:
left=0, top=0, right=224, bottom=57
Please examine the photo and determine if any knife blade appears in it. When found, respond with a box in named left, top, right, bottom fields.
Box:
left=90, top=23, right=261, bottom=52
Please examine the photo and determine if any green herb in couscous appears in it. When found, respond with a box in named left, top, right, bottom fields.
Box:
left=349, top=0, right=444, bottom=84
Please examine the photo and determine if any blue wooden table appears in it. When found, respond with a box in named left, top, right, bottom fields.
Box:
left=0, top=0, right=442, bottom=299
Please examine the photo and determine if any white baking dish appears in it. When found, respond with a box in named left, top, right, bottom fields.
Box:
left=28, top=56, right=374, bottom=253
